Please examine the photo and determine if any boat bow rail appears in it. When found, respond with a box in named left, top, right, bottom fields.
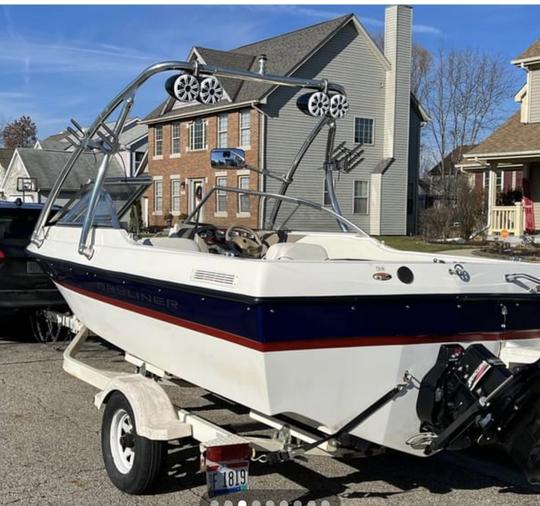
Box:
left=506, top=273, right=540, bottom=294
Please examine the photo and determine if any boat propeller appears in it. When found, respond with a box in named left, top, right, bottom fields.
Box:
left=297, top=91, right=349, bottom=119
left=165, top=72, right=224, bottom=104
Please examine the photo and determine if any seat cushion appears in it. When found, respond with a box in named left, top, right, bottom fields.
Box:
left=265, top=242, right=328, bottom=261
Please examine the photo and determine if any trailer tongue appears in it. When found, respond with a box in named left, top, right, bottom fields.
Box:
left=415, top=343, right=540, bottom=484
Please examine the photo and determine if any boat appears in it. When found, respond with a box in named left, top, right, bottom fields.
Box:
left=27, top=61, right=540, bottom=486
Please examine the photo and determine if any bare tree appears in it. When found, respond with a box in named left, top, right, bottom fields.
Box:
left=0, top=118, right=5, bottom=148
left=422, top=47, right=515, bottom=199
left=2, top=115, right=38, bottom=148
left=371, top=32, right=431, bottom=96
left=411, top=44, right=432, bottom=98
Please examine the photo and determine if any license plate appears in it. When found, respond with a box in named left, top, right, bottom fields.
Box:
left=26, top=261, right=43, bottom=274
left=206, top=463, right=249, bottom=496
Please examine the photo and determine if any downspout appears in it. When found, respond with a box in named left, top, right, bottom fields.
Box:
left=253, top=103, right=267, bottom=229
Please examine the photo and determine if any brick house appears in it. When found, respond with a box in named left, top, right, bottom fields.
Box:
left=143, top=6, right=427, bottom=234
left=144, top=108, right=260, bottom=229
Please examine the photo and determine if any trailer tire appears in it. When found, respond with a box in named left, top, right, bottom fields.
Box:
left=101, top=391, right=166, bottom=494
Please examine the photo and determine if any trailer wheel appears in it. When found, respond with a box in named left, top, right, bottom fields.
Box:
left=101, top=391, right=166, bottom=494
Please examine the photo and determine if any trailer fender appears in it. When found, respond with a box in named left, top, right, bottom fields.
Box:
left=94, top=374, right=192, bottom=441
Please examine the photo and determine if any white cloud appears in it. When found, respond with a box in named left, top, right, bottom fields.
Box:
left=244, top=5, right=440, bottom=37
left=0, top=91, right=30, bottom=99
left=413, top=24, right=442, bottom=36
left=0, top=36, right=162, bottom=76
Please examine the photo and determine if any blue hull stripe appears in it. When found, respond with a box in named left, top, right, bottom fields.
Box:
left=35, top=255, right=540, bottom=350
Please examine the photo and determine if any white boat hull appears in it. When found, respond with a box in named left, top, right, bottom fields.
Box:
left=30, top=226, right=540, bottom=455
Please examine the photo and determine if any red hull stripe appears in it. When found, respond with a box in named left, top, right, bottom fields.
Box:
left=58, top=281, right=540, bottom=352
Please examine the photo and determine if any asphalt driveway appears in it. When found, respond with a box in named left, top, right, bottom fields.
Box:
left=1, top=326, right=540, bottom=505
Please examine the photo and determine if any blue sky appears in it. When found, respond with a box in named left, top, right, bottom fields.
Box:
left=1, top=4, right=538, bottom=138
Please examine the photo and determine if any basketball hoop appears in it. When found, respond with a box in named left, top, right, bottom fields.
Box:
left=17, top=177, right=37, bottom=192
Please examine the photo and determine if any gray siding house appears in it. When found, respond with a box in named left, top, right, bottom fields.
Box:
left=35, top=118, right=148, bottom=177
left=144, top=5, right=426, bottom=235
left=0, top=148, right=124, bottom=203
left=0, top=148, right=15, bottom=189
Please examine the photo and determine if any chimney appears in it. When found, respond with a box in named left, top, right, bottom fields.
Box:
left=383, top=5, right=412, bottom=160
left=370, top=5, right=412, bottom=235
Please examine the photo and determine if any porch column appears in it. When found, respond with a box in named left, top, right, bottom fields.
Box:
left=515, top=202, right=524, bottom=236
left=487, top=164, right=498, bottom=234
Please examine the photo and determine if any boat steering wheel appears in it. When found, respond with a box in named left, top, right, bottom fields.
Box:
left=225, top=224, right=263, bottom=256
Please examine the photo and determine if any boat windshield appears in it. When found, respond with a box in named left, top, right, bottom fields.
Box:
left=182, top=185, right=367, bottom=235
left=49, top=176, right=151, bottom=228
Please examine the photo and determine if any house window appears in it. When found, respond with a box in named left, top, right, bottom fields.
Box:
left=134, top=151, right=144, bottom=173
left=496, top=170, right=503, bottom=191
left=215, top=176, right=227, bottom=213
left=189, top=119, right=206, bottom=150
left=171, top=122, right=181, bottom=154
left=353, top=180, right=369, bottom=214
left=238, top=175, right=250, bottom=213
left=171, top=179, right=181, bottom=213
left=217, top=114, right=228, bottom=148
left=323, top=178, right=332, bottom=207
left=354, top=118, right=374, bottom=145
left=154, top=126, right=163, bottom=156
left=154, top=180, right=163, bottom=212
left=239, top=109, right=251, bottom=148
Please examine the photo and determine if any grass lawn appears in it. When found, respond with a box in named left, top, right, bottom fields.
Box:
left=375, top=236, right=475, bottom=253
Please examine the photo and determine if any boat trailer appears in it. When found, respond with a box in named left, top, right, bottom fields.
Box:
left=64, top=325, right=540, bottom=496
left=64, top=326, right=409, bottom=496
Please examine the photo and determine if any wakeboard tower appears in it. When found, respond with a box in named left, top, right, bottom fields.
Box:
left=26, top=60, right=540, bottom=492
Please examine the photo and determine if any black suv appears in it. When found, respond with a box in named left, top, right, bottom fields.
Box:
left=0, top=200, right=65, bottom=318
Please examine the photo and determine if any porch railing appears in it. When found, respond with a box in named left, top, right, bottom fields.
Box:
left=490, top=203, right=524, bottom=236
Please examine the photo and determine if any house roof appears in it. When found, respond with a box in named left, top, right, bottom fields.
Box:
left=38, top=139, right=70, bottom=151
left=0, top=148, right=15, bottom=169
left=144, top=14, right=355, bottom=123
left=38, top=117, right=147, bottom=151
left=515, top=39, right=540, bottom=62
left=195, top=47, right=255, bottom=101
left=429, top=145, right=476, bottom=175
left=15, top=148, right=124, bottom=191
left=463, top=111, right=540, bottom=159
left=118, top=121, right=148, bottom=147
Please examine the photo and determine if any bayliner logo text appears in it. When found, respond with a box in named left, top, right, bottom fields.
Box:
left=95, top=281, right=179, bottom=310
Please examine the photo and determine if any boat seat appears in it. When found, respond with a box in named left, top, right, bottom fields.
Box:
left=140, top=237, right=201, bottom=252
left=265, top=242, right=328, bottom=261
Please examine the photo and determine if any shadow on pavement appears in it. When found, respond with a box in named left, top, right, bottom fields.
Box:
left=147, top=433, right=540, bottom=500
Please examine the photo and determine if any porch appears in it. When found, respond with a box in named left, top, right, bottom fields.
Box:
left=490, top=203, right=524, bottom=237
left=462, top=159, right=540, bottom=239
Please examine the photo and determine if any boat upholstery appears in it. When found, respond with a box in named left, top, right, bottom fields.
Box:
left=265, top=242, right=328, bottom=261
left=298, top=235, right=428, bottom=261
left=139, top=237, right=201, bottom=252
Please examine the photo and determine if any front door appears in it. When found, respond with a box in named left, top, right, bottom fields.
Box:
left=189, top=178, right=205, bottom=221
